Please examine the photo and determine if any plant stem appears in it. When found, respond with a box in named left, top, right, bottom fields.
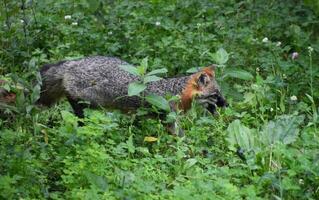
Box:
left=21, top=0, right=27, bottom=39
left=269, top=145, right=273, bottom=171
left=309, top=51, right=317, bottom=132
left=3, top=0, right=11, bottom=29
left=31, top=1, right=38, bottom=27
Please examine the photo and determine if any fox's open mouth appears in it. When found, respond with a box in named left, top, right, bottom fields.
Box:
left=197, top=93, right=228, bottom=114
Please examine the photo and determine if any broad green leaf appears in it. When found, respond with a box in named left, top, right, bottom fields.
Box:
left=185, top=158, right=197, bottom=169
left=146, top=68, right=168, bottom=76
left=2, top=84, right=10, bottom=91
left=224, top=68, right=254, bottom=80
left=186, top=67, right=203, bottom=73
left=60, top=110, right=78, bottom=131
left=138, top=57, right=149, bottom=75
left=85, top=172, right=108, bottom=191
left=136, top=108, right=148, bottom=116
left=137, top=65, right=146, bottom=76
left=86, top=0, right=100, bottom=12
left=128, top=82, right=146, bottom=96
left=243, top=92, right=257, bottom=107
left=127, top=135, right=135, bottom=153
left=15, top=91, right=25, bottom=108
left=119, top=65, right=140, bottom=76
left=144, top=75, right=162, bottom=84
left=31, top=84, right=41, bottom=103
left=61, top=110, right=77, bottom=121
left=261, top=115, right=304, bottom=145
left=305, top=93, right=314, bottom=104
left=304, top=0, right=319, bottom=15
left=227, top=120, right=255, bottom=151
left=211, top=48, right=229, bottom=65
left=145, top=94, right=170, bottom=112
left=166, top=111, right=177, bottom=123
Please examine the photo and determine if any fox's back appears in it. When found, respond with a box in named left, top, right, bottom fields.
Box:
left=65, top=56, right=141, bottom=106
left=39, top=56, right=139, bottom=107
left=63, top=56, right=136, bottom=89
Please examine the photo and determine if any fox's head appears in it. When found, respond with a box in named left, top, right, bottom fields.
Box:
left=180, top=65, right=228, bottom=114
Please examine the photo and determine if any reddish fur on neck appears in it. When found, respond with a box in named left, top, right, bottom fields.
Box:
left=179, top=76, right=199, bottom=111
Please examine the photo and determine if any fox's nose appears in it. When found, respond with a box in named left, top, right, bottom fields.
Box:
left=216, top=95, right=228, bottom=107
left=213, top=90, right=228, bottom=108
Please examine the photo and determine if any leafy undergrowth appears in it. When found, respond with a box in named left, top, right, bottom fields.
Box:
left=1, top=0, right=319, bottom=199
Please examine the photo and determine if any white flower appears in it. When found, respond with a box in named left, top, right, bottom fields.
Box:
left=308, top=46, right=313, bottom=53
left=20, top=19, right=24, bottom=24
left=64, top=15, right=72, bottom=20
left=71, top=22, right=78, bottom=26
left=299, top=179, right=304, bottom=185
left=262, top=37, right=269, bottom=43
left=290, top=95, right=297, bottom=101
left=270, top=108, right=274, bottom=112
left=155, top=21, right=161, bottom=26
left=108, top=31, right=113, bottom=35
left=276, top=41, right=281, bottom=47
left=291, top=52, right=299, bottom=60
left=256, top=67, right=260, bottom=72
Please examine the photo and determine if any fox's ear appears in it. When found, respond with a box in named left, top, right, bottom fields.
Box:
left=201, top=64, right=216, bottom=77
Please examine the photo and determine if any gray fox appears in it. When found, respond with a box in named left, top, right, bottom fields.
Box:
left=37, top=56, right=227, bottom=118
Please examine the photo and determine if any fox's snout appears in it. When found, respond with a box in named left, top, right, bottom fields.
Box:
left=214, top=90, right=228, bottom=108
left=206, top=90, right=228, bottom=114
left=196, top=89, right=228, bottom=114
left=190, top=66, right=228, bottom=114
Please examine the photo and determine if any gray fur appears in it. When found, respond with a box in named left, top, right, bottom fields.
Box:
left=38, top=56, right=190, bottom=110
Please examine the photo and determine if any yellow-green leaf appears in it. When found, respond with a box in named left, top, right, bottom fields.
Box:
left=144, top=136, right=158, bottom=142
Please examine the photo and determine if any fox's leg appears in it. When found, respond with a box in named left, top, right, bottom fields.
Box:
left=66, top=96, right=87, bottom=126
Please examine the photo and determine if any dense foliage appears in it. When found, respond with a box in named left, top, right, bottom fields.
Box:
left=0, top=0, right=318, bottom=199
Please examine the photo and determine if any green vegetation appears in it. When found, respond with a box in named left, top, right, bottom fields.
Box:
left=0, top=0, right=318, bottom=199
